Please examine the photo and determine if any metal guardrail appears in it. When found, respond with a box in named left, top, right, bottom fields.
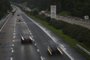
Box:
left=76, top=44, right=90, bottom=55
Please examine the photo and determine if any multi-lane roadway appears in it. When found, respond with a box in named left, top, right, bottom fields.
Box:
left=0, top=6, right=86, bottom=60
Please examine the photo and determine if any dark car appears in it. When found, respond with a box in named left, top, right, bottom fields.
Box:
left=47, top=44, right=63, bottom=55
left=17, top=19, right=22, bottom=22
left=21, top=36, right=32, bottom=44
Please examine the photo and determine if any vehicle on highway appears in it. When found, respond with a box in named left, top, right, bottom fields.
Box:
left=17, top=19, right=22, bottom=22
left=17, top=14, right=20, bottom=16
left=17, top=14, right=22, bottom=22
left=21, top=35, right=32, bottom=44
left=12, top=10, right=16, bottom=15
left=47, top=44, right=63, bottom=55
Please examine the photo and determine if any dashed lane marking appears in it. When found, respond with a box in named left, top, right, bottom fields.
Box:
left=11, top=44, right=14, bottom=47
left=34, top=43, right=37, bottom=46
left=12, top=40, right=15, bottom=42
left=13, top=36, right=16, bottom=39
left=37, top=49, right=40, bottom=52
left=11, top=49, right=14, bottom=53
left=40, top=56, right=45, bottom=60
left=10, top=57, right=13, bottom=60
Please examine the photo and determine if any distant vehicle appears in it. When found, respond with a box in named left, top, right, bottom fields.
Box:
left=17, top=19, right=21, bottom=22
left=17, top=14, right=22, bottom=22
left=47, top=44, right=63, bottom=55
left=21, top=35, right=32, bottom=44
left=12, top=11, right=16, bottom=15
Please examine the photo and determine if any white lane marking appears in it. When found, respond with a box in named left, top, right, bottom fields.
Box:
left=11, top=49, right=14, bottom=53
left=11, top=47, right=13, bottom=50
left=37, top=49, right=40, bottom=52
left=13, top=35, right=16, bottom=39
left=24, top=14, right=75, bottom=60
left=13, top=33, right=16, bottom=35
left=34, top=43, right=37, bottom=46
left=29, top=36, right=34, bottom=41
left=10, top=57, right=13, bottom=60
left=11, top=44, right=14, bottom=47
left=12, top=40, right=15, bottom=42
left=40, top=56, right=45, bottom=60
left=0, top=16, right=10, bottom=31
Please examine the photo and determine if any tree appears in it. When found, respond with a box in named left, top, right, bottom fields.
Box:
left=0, top=0, right=12, bottom=19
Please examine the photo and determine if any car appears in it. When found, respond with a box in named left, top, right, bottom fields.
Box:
left=17, top=19, right=21, bottom=22
left=21, top=36, right=32, bottom=44
left=47, top=44, right=63, bottom=55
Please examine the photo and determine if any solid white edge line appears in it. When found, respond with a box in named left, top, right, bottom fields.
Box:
left=29, top=36, right=34, bottom=41
left=20, top=16, right=35, bottom=42
left=12, top=40, right=15, bottom=42
left=0, top=15, right=10, bottom=31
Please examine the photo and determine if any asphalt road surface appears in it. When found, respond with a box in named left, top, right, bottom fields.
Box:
left=0, top=6, right=86, bottom=60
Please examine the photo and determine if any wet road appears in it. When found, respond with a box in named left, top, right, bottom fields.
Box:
left=0, top=6, right=86, bottom=60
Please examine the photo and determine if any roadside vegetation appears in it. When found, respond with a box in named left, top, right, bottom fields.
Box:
left=0, top=0, right=12, bottom=20
left=13, top=0, right=90, bottom=18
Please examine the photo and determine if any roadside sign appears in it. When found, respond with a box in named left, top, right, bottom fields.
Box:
left=51, top=5, right=56, bottom=19
left=84, top=15, right=89, bottom=20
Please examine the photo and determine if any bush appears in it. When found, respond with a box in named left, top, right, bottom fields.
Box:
left=31, top=8, right=39, bottom=15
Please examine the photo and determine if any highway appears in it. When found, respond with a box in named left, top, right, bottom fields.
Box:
left=0, top=6, right=86, bottom=60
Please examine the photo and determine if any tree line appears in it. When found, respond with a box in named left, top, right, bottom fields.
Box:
left=13, top=0, right=90, bottom=18
left=0, top=0, right=12, bottom=19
